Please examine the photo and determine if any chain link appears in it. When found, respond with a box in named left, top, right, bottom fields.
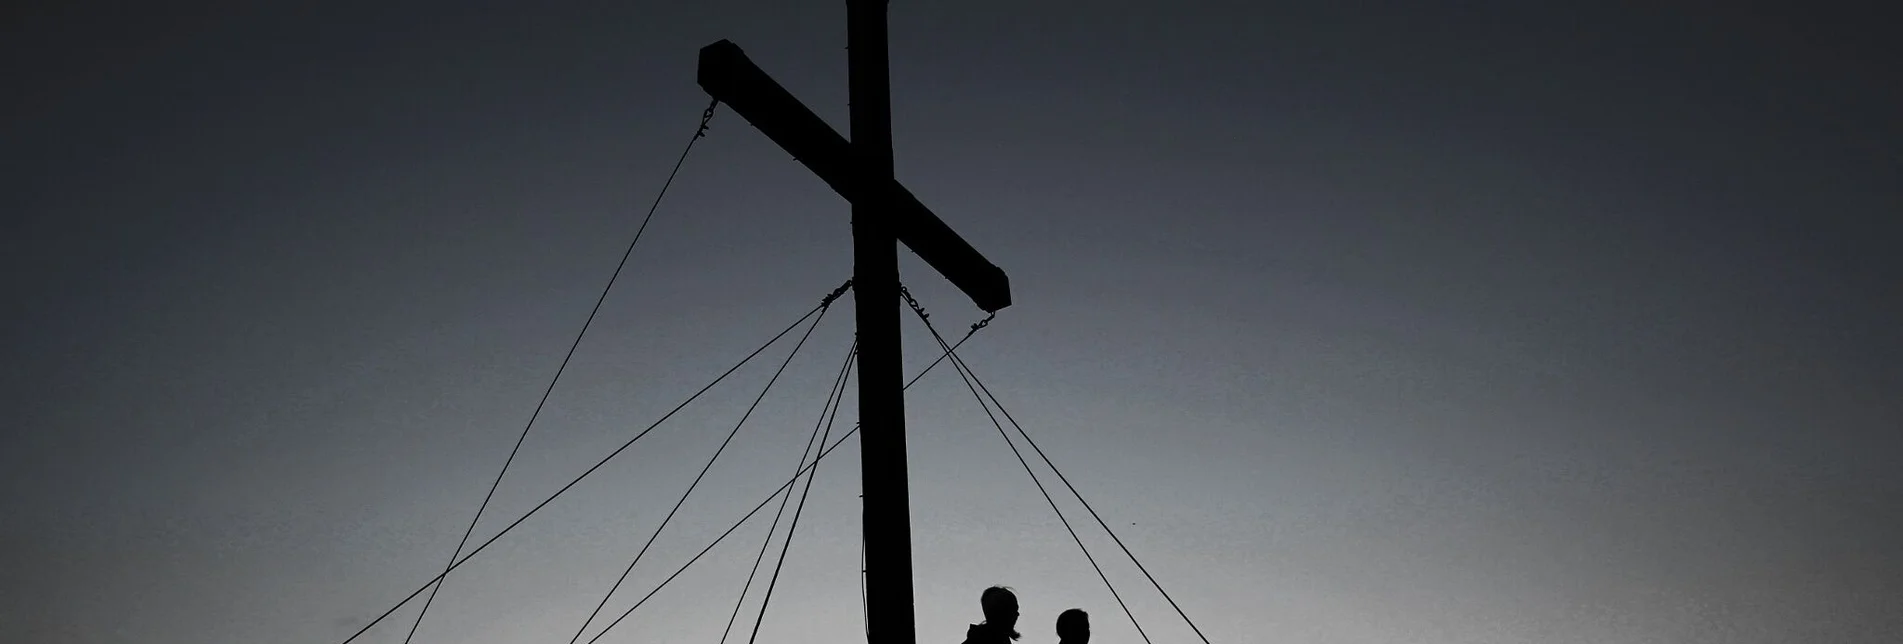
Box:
left=695, top=98, right=720, bottom=139
left=969, top=312, right=994, bottom=333
left=820, top=279, right=855, bottom=308
left=897, top=284, right=928, bottom=321
left=898, top=283, right=996, bottom=342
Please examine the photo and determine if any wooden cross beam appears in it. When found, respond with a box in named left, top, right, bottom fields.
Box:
left=697, top=40, right=1013, bottom=314
left=696, top=6, right=1012, bottom=644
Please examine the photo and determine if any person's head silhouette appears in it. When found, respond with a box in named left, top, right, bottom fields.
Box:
left=980, top=586, right=1020, bottom=641
left=1056, top=609, right=1089, bottom=644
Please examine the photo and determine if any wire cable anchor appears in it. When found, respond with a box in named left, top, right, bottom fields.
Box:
left=696, top=98, right=720, bottom=139
left=821, top=279, right=855, bottom=309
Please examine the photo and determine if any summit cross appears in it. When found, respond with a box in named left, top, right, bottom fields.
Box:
left=695, top=3, right=1014, bottom=644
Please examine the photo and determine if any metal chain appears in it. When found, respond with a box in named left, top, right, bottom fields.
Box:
left=969, top=311, right=995, bottom=334
left=696, top=98, right=720, bottom=139
left=821, top=279, right=855, bottom=309
left=898, top=283, right=995, bottom=341
left=898, top=284, right=928, bottom=321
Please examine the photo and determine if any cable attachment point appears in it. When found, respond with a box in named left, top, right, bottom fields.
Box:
left=820, top=279, right=855, bottom=309
left=969, top=311, right=995, bottom=333
left=897, top=284, right=928, bottom=321
left=696, top=99, right=720, bottom=139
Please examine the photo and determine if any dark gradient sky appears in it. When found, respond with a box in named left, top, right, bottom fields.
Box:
left=5, top=2, right=1900, bottom=643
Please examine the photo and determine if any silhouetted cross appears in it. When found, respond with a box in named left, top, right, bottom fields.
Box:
left=695, top=12, right=1013, bottom=644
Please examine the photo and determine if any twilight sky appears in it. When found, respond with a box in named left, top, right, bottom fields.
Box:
left=4, top=2, right=1900, bottom=643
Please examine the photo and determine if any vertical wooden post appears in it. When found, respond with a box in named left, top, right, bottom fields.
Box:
left=848, top=2, right=916, bottom=644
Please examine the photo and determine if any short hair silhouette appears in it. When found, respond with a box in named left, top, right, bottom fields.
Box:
left=981, top=586, right=1018, bottom=623
left=960, top=586, right=1021, bottom=643
left=1056, top=608, right=1088, bottom=643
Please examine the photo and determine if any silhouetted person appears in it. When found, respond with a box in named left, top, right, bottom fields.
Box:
left=960, top=586, right=1021, bottom=644
left=1056, top=608, right=1088, bottom=644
